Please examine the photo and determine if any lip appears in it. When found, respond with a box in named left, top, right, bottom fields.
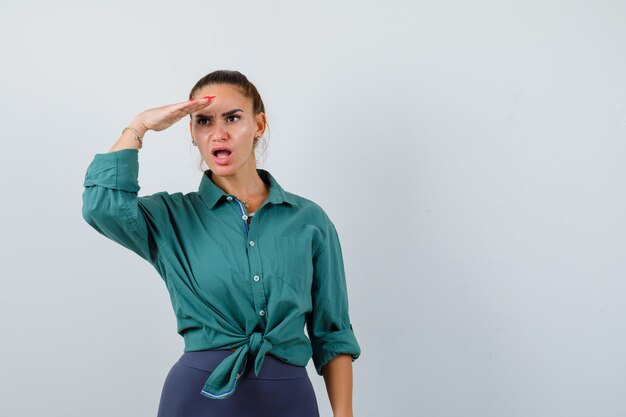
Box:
left=211, top=146, right=234, bottom=166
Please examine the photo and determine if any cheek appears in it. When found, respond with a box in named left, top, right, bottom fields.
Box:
left=233, top=123, right=253, bottom=135
left=196, top=149, right=209, bottom=163
left=192, top=124, right=210, bottom=135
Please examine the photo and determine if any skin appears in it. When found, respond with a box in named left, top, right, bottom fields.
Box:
left=108, top=86, right=355, bottom=416
left=188, top=84, right=269, bottom=213
left=323, top=354, right=355, bottom=417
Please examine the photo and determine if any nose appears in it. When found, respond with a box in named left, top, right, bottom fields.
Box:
left=210, top=119, right=229, bottom=141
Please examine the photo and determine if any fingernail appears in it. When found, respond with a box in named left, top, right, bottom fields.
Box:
left=203, top=95, right=216, bottom=100
left=188, top=98, right=196, bottom=102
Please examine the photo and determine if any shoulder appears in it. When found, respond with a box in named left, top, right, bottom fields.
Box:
left=282, top=191, right=341, bottom=255
left=284, top=191, right=333, bottom=224
left=137, top=190, right=201, bottom=210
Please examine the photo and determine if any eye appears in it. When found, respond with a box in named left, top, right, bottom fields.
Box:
left=197, top=118, right=210, bottom=126
left=227, top=115, right=241, bottom=123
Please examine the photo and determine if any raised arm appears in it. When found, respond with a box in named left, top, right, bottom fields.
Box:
left=82, top=96, right=217, bottom=262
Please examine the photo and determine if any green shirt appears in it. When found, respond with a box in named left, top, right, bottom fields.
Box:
left=82, top=149, right=361, bottom=399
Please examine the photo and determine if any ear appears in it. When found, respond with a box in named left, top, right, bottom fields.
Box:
left=255, top=112, right=267, bottom=137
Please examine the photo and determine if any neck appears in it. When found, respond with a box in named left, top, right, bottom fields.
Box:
left=209, top=165, right=268, bottom=204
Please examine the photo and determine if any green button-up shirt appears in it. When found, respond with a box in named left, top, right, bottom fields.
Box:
left=82, top=149, right=361, bottom=399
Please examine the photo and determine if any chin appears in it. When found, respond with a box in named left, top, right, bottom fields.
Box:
left=208, top=163, right=237, bottom=176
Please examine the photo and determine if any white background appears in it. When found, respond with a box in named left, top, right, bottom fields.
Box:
left=1, top=1, right=625, bottom=416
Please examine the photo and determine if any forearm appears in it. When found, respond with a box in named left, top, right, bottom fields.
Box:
left=322, top=354, right=354, bottom=417
left=109, top=118, right=147, bottom=152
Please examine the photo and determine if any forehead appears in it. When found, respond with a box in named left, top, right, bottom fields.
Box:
left=194, top=84, right=251, bottom=111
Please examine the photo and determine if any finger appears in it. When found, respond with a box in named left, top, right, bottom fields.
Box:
left=175, top=96, right=216, bottom=115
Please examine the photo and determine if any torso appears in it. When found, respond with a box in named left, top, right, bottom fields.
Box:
left=230, top=180, right=272, bottom=354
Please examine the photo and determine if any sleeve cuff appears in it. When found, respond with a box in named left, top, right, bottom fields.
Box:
left=83, top=149, right=140, bottom=193
left=311, top=328, right=361, bottom=376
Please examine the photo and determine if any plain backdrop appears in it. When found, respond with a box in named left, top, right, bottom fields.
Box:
left=1, top=1, right=625, bottom=416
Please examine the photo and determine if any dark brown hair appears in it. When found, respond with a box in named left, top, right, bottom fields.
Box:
left=189, top=70, right=266, bottom=116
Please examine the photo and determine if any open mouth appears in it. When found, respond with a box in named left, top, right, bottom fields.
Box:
left=212, top=149, right=232, bottom=159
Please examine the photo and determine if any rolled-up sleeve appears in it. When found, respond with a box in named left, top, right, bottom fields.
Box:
left=307, top=215, right=361, bottom=375
left=82, top=149, right=169, bottom=263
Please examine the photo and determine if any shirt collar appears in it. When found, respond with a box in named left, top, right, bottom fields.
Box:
left=199, top=168, right=298, bottom=210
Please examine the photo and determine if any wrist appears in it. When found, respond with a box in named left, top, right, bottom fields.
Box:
left=128, top=118, right=148, bottom=138
left=333, top=406, right=354, bottom=417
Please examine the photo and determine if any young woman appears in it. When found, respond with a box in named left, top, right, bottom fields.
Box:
left=82, top=70, right=361, bottom=417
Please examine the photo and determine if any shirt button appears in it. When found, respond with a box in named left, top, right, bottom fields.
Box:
left=259, top=309, right=265, bottom=317
left=226, top=196, right=233, bottom=201
left=242, top=214, right=248, bottom=220
left=253, top=275, right=260, bottom=282
left=249, top=240, right=255, bottom=246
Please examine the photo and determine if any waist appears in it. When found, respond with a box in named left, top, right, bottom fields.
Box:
left=229, top=347, right=279, bottom=357
left=178, top=349, right=307, bottom=380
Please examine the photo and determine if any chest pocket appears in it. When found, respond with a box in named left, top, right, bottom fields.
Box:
left=274, top=236, right=313, bottom=293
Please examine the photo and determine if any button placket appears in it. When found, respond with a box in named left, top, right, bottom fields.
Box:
left=246, top=232, right=268, bottom=328
left=233, top=199, right=250, bottom=238
left=227, top=192, right=269, bottom=328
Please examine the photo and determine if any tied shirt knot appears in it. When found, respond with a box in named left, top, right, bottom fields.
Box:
left=200, top=331, right=273, bottom=400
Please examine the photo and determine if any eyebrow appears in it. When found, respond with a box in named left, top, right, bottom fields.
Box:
left=195, top=108, right=244, bottom=119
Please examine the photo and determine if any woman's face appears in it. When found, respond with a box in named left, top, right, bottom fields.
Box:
left=189, top=83, right=266, bottom=176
